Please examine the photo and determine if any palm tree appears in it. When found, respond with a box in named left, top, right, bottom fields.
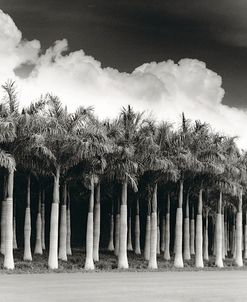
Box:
left=66, top=188, right=72, bottom=255
left=136, top=120, right=177, bottom=269
left=164, top=192, right=171, bottom=260
left=41, top=96, right=96, bottom=269
left=93, top=182, right=101, bottom=261
left=41, top=189, right=46, bottom=250
left=183, top=190, right=190, bottom=260
left=107, top=200, right=114, bottom=251
left=134, top=198, right=141, bottom=254
left=58, top=181, right=67, bottom=261
left=0, top=81, right=19, bottom=269
left=105, top=107, right=141, bottom=269
left=34, top=187, right=42, bottom=254
left=23, top=174, right=32, bottom=261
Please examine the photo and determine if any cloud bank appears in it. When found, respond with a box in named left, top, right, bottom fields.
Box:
left=0, top=9, right=247, bottom=148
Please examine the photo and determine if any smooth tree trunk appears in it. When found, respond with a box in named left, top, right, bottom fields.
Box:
left=222, top=212, right=225, bottom=260
left=164, top=193, right=171, bottom=260
left=190, top=206, right=195, bottom=255
left=58, top=183, right=67, bottom=261
left=114, top=199, right=120, bottom=256
left=148, top=184, right=158, bottom=269
left=34, top=190, right=42, bottom=255
left=183, top=191, right=190, bottom=260
left=157, top=213, right=160, bottom=255
left=108, top=202, right=114, bottom=251
left=41, top=190, right=46, bottom=250
left=13, top=213, right=17, bottom=250
left=195, top=189, right=204, bottom=268
left=4, top=170, right=14, bottom=269
left=23, top=175, right=32, bottom=261
left=1, top=199, right=6, bottom=254
left=1, top=176, right=8, bottom=255
left=127, top=208, right=133, bottom=251
left=215, top=190, right=223, bottom=268
left=174, top=180, right=184, bottom=268
left=213, top=221, right=216, bottom=256
left=118, top=180, right=129, bottom=269
left=203, top=209, right=209, bottom=261
left=66, top=190, right=72, bottom=256
left=134, top=199, right=141, bottom=254
left=231, top=216, right=235, bottom=257
left=48, top=166, right=60, bottom=269
left=224, top=213, right=228, bottom=257
left=160, top=215, right=166, bottom=252
left=235, top=189, right=243, bottom=267
left=244, top=212, right=247, bottom=259
left=144, top=201, right=151, bottom=260
left=84, top=176, right=95, bottom=270
left=93, top=182, right=101, bottom=261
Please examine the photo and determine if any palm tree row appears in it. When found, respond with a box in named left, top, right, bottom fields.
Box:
left=0, top=80, right=246, bottom=270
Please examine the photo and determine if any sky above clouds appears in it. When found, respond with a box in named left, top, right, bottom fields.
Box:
left=0, top=2, right=247, bottom=148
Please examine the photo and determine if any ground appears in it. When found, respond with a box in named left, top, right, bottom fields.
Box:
left=1, top=249, right=247, bottom=273
left=1, top=271, right=246, bottom=302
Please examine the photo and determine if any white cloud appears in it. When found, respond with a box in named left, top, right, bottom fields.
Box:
left=0, top=9, right=247, bottom=149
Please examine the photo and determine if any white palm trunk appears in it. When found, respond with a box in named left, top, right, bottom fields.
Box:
left=1, top=199, right=6, bottom=254
left=34, top=213, right=42, bottom=254
left=144, top=212, right=151, bottom=260
left=118, top=180, right=128, bottom=269
left=66, top=191, right=72, bottom=256
left=190, top=206, right=195, bottom=255
left=164, top=193, right=170, bottom=261
left=114, top=212, right=120, bottom=256
left=160, top=215, right=165, bottom=252
left=48, top=167, right=60, bottom=269
left=183, top=192, right=190, bottom=260
left=134, top=199, right=141, bottom=255
left=23, top=175, right=32, bottom=261
left=222, top=213, right=225, bottom=260
left=174, top=180, right=184, bottom=268
left=235, top=190, right=243, bottom=267
left=156, top=215, right=160, bottom=255
left=108, top=202, right=114, bottom=251
left=59, top=183, right=67, bottom=261
left=224, top=220, right=228, bottom=257
left=215, top=190, right=223, bottom=268
left=213, top=222, right=216, bottom=256
left=93, top=182, right=100, bottom=261
left=231, top=219, right=236, bottom=257
left=244, top=212, right=247, bottom=259
left=13, top=213, right=17, bottom=250
left=127, top=209, right=133, bottom=251
left=58, top=205, right=67, bottom=260
left=148, top=184, right=158, bottom=269
left=4, top=170, right=14, bottom=269
left=34, top=191, right=42, bottom=255
left=41, top=190, right=46, bottom=250
left=84, top=176, right=95, bottom=270
left=203, top=209, right=209, bottom=261
left=195, top=189, right=203, bottom=268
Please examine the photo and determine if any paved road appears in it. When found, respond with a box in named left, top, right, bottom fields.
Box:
left=0, top=271, right=245, bottom=302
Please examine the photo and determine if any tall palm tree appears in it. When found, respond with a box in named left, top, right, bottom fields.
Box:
left=34, top=187, right=42, bottom=254
left=40, top=95, right=96, bottom=269
left=58, top=181, right=67, bottom=261
left=105, top=107, right=141, bottom=269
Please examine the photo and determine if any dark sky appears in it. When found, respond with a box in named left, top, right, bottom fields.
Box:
left=1, top=0, right=247, bottom=109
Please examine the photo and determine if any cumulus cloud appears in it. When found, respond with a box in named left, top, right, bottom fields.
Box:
left=0, top=9, right=247, bottom=148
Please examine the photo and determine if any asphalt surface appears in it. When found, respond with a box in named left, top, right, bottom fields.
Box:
left=0, top=271, right=245, bottom=302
